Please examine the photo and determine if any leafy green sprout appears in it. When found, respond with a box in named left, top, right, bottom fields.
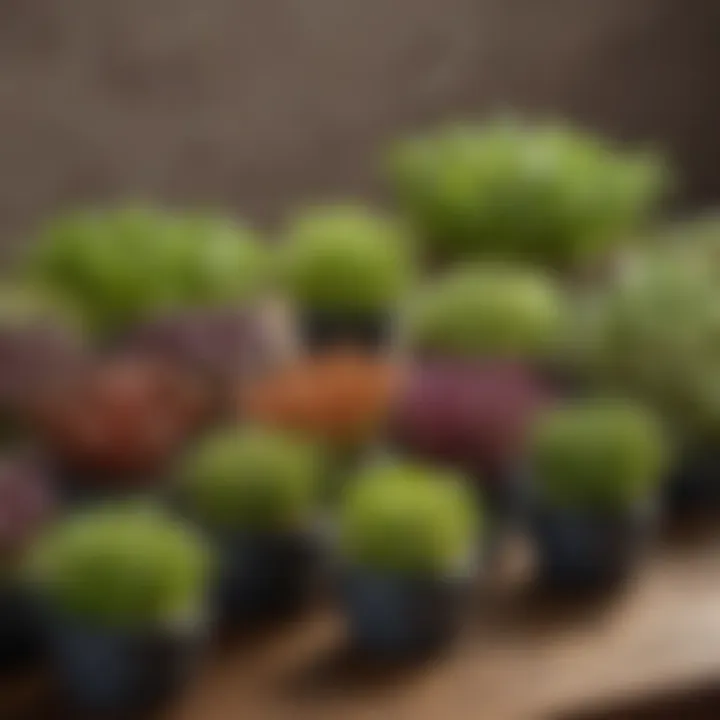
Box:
left=28, top=504, right=212, bottom=629
left=404, top=263, right=566, bottom=358
left=278, top=205, right=415, bottom=315
left=181, top=427, right=325, bottom=532
left=530, top=400, right=668, bottom=512
left=27, top=206, right=265, bottom=338
left=387, top=119, right=669, bottom=270
left=568, top=253, right=720, bottom=443
left=339, top=462, right=479, bottom=575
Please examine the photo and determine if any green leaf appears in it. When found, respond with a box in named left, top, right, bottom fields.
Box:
left=339, top=462, right=479, bottom=575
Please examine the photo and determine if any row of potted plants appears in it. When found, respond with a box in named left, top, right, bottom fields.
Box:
left=2, top=397, right=666, bottom=712
left=0, top=118, right=716, bottom=714
left=12, top=121, right=669, bottom=359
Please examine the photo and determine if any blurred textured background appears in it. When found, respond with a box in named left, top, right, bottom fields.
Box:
left=0, top=0, right=718, bottom=253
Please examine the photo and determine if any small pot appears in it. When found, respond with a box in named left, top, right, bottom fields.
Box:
left=47, top=614, right=205, bottom=713
left=478, top=465, right=529, bottom=520
left=47, top=446, right=173, bottom=510
left=214, top=530, right=320, bottom=626
left=529, top=499, right=655, bottom=591
left=339, top=568, right=472, bottom=657
left=298, top=309, right=393, bottom=353
left=0, top=585, right=43, bottom=671
left=535, top=361, right=590, bottom=401
left=476, top=468, right=529, bottom=559
left=55, top=467, right=169, bottom=510
left=665, top=447, right=720, bottom=516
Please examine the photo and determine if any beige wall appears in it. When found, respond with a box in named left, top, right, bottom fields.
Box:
left=1, top=0, right=718, bottom=253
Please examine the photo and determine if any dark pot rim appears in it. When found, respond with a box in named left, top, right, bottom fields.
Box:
left=340, top=553, right=479, bottom=585
left=40, top=599, right=209, bottom=639
left=528, top=491, right=659, bottom=523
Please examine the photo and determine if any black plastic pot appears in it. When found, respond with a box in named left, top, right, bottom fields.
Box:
left=214, top=530, right=320, bottom=626
left=477, top=469, right=528, bottom=560
left=298, top=309, right=393, bottom=354
left=478, top=466, right=529, bottom=522
left=54, top=463, right=169, bottom=511
left=535, top=361, right=590, bottom=400
left=58, top=483, right=165, bottom=511
left=48, top=614, right=205, bottom=713
left=0, top=585, right=43, bottom=672
left=529, top=499, right=655, bottom=591
left=665, top=447, right=720, bottom=516
left=339, top=568, right=472, bottom=657
left=484, top=478, right=524, bottom=562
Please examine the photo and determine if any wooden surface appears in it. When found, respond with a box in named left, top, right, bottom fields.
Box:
left=3, top=521, right=720, bottom=720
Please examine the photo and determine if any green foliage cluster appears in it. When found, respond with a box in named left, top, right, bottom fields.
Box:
left=569, top=253, right=720, bottom=443
left=405, top=264, right=564, bottom=358
left=339, top=462, right=478, bottom=575
left=530, top=400, right=667, bottom=511
left=29, top=505, right=211, bottom=628
left=279, top=205, right=414, bottom=314
left=388, top=120, right=667, bottom=270
left=182, top=427, right=324, bottom=532
left=27, top=206, right=265, bottom=337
